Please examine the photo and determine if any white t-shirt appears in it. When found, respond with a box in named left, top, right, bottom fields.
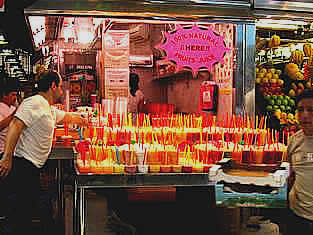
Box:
left=0, top=102, right=16, bottom=153
left=14, top=95, right=65, bottom=168
left=288, top=130, right=313, bottom=221
left=128, top=90, right=144, bottom=113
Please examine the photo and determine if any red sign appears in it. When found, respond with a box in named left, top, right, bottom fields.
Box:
left=159, top=25, right=230, bottom=76
left=0, top=0, right=4, bottom=12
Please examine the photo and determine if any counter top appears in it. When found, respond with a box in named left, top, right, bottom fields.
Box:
left=49, top=140, right=75, bottom=160
left=75, top=170, right=211, bottom=188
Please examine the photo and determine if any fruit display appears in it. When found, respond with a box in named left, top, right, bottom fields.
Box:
left=268, top=35, right=281, bottom=48
left=256, top=67, right=284, bottom=96
left=290, top=49, right=304, bottom=67
left=255, top=29, right=313, bottom=133
left=303, top=43, right=313, bottom=57
left=284, top=63, right=304, bottom=80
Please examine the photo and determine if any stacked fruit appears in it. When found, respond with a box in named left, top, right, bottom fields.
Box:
left=264, top=95, right=297, bottom=125
left=284, top=63, right=304, bottom=81
left=290, top=49, right=304, bottom=67
left=268, top=34, right=281, bottom=48
left=288, top=81, right=312, bottom=97
left=256, top=67, right=284, bottom=96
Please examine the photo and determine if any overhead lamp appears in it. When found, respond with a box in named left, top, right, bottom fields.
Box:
left=0, top=49, right=14, bottom=56
left=256, top=22, right=298, bottom=30
left=0, top=32, right=8, bottom=45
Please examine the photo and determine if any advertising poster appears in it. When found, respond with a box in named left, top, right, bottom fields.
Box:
left=103, top=30, right=129, bottom=69
left=104, top=68, right=129, bottom=99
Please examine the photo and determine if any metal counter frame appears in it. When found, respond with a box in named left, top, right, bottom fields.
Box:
left=73, top=171, right=212, bottom=235
left=48, top=142, right=75, bottom=235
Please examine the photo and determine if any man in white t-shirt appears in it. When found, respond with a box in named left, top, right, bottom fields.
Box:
left=0, top=77, right=19, bottom=153
left=0, top=71, right=87, bottom=235
left=287, top=89, right=313, bottom=235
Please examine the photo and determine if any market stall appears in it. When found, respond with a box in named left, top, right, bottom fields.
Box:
left=22, top=0, right=299, bottom=235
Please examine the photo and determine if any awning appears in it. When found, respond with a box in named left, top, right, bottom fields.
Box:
left=24, top=0, right=253, bottom=21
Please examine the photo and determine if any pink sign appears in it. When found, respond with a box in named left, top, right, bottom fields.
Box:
left=159, top=25, right=230, bottom=76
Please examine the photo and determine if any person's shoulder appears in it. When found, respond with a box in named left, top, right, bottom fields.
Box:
left=294, top=129, right=304, bottom=138
left=0, top=102, right=8, bottom=115
left=136, top=89, right=144, bottom=97
left=24, top=95, right=46, bottom=105
left=0, top=102, right=6, bottom=109
left=289, top=129, right=304, bottom=144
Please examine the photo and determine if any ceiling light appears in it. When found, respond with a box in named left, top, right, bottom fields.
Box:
left=256, top=23, right=298, bottom=30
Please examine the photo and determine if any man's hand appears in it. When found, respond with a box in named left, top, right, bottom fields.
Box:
left=63, top=112, right=89, bottom=126
left=0, top=157, right=12, bottom=178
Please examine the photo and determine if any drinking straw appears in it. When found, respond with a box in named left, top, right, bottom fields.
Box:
left=142, top=147, right=147, bottom=165
left=136, top=113, right=139, bottom=128
left=115, top=146, right=120, bottom=164
left=78, top=127, right=83, bottom=141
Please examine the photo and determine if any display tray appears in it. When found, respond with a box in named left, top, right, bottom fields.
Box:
left=230, top=162, right=281, bottom=173
left=223, top=169, right=270, bottom=177
left=209, top=159, right=289, bottom=187
left=74, top=165, right=210, bottom=187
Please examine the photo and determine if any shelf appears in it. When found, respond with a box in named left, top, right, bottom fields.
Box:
left=152, top=70, right=192, bottom=82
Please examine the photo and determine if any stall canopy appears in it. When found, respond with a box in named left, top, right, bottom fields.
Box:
left=0, top=0, right=36, bottom=53
left=24, top=0, right=253, bottom=20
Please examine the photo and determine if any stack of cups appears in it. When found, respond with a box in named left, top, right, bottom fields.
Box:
left=116, top=97, right=128, bottom=115
left=137, top=151, right=148, bottom=173
left=115, top=97, right=128, bottom=126
left=102, top=99, right=114, bottom=114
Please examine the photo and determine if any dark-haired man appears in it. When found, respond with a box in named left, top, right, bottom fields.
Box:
left=287, top=89, right=313, bottom=235
left=0, top=71, right=87, bottom=235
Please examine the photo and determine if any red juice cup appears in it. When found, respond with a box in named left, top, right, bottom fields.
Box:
left=274, top=150, right=283, bottom=164
left=232, top=144, right=242, bottom=164
left=263, top=151, right=275, bottom=164
left=253, top=146, right=264, bottom=164
left=241, top=146, right=253, bottom=164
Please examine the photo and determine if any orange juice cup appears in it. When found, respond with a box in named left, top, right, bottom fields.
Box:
left=77, top=159, right=90, bottom=174
left=113, top=164, right=125, bottom=174
left=102, top=165, right=114, bottom=174
left=148, top=151, right=161, bottom=165
left=172, top=165, right=182, bottom=173
left=149, top=165, right=161, bottom=173
left=192, top=165, right=203, bottom=173
left=167, top=151, right=178, bottom=165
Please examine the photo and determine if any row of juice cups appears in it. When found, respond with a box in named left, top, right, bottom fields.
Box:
left=76, top=161, right=211, bottom=174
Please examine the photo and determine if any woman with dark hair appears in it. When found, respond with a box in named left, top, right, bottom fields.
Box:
left=128, top=73, right=144, bottom=113
left=0, top=76, right=19, bottom=154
